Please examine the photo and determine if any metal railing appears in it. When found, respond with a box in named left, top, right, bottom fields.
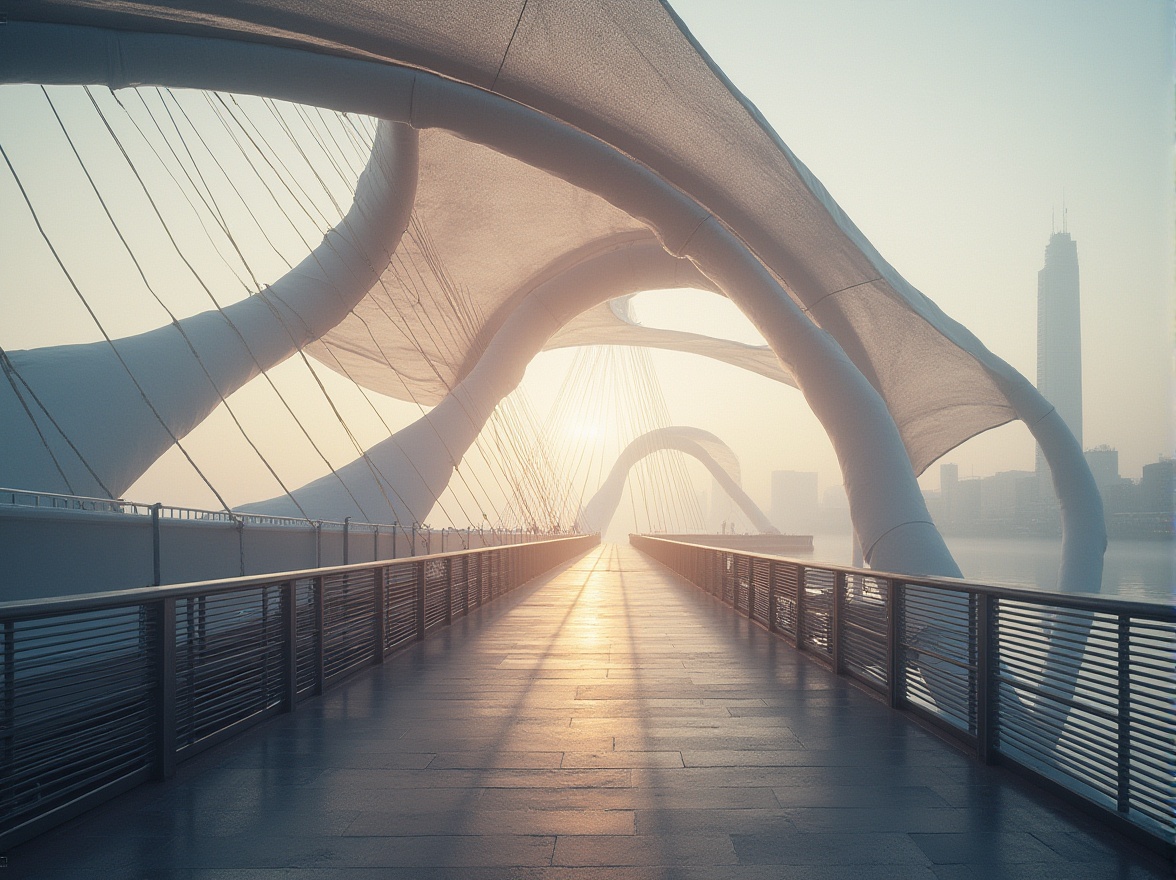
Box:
left=0, top=485, right=558, bottom=546
left=1, top=487, right=567, bottom=599
left=631, top=534, right=1175, bottom=855
left=0, top=534, right=598, bottom=851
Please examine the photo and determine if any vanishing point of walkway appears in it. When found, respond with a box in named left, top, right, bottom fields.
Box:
left=12, top=545, right=1168, bottom=878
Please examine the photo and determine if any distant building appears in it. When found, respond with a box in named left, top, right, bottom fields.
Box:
left=1036, top=230, right=1083, bottom=481
left=1140, top=459, right=1175, bottom=513
left=930, top=465, right=1049, bottom=536
left=770, top=470, right=818, bottom=535
left=1084, top=446, right=1120, bottom=492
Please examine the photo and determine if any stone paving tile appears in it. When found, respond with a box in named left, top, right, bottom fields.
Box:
left=931, top=863, right=1169, bottom=880
left=426, top=750, right=565, bottom=769
left=631, top=808, right=796, bottom=837
left=475, top=784, right=782, bottom=812
left=315, top=767, right=632, bottom=789
left=8, top=544, right=1169, bottom=879
left=343, top=808, right=635, bottom=836
left=731, top=830, right=933, bottom=865
left=910, top=831, right=1085, bottom=865
left=552, top=833, right=738, bottom=866
left=561, top=750, right=685, bottom=769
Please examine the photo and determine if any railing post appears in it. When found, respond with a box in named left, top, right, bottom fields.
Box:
left=415, top=561, right=426, bottom=640
left=768, top=561, right=778, bottom=634
left=886, top=578, right=903, bottom=709
left=832, top=570, right=846, bottom=674
left=747, top=558, right=756, bottom=621
left=1116, top=613, right=1131, bottom=814
left=154, top=597, right=176, bottom=780
left=281, top=581, right=297, bottom=711
left=975, top=592, right=995, bottom=763
left=444, top=557, right=453, bottom=626
left=151, top=502, right=162, bottom=586
left=374, top=566, right=387, bottom=663
left=392, top=523, right=398, bottom=559
left=343, top=516, right=350, bottom=565
left=795, top=565, right=807, bottom=651
left=313, top=575, right=325, bottom=695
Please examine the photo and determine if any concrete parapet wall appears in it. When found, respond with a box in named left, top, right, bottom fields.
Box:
left=0, top=505, right=514, bottom=600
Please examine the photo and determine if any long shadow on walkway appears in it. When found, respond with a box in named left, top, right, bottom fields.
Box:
left=9, top=544, right=1169, bottom=878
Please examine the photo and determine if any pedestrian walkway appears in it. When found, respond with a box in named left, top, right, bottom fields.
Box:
left=10, top=544, right=1169, bottom=878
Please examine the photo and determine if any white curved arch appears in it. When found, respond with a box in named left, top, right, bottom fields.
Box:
left=577, top=426, right=778, bottom=536
left=239, top=238, right=707, bottom=522
left=2, top=23, right=959, bottom=579
left=543, top=295, right=796, bottom=388
left=2, top=23, right=1101, bottom=585
left=0, top=119, right=418, bottom=497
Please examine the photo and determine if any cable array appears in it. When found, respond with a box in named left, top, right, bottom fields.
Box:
left=1, top=85, right=711, bottom=536
left=530, top=344, right=707, bottom=536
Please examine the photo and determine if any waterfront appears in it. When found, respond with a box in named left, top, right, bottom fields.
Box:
left=808, top=533, right=1174, bottom=604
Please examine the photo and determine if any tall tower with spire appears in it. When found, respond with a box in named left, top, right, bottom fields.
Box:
left=1035, top=223, right=1083, bottom=481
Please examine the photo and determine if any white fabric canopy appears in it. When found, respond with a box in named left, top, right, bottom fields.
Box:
left=10, top=0, right=1024, bottom=474
left=1, top=1, right=1103, bottom=586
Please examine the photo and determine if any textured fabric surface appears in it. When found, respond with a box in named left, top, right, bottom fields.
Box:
left=12, top=0, right=1024, bottom=475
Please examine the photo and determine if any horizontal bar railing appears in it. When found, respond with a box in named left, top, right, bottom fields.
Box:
left=630, top=534, right=1175, bottom=856
left=0, top=534, right=599, bottom=851
left=0, top=485, right=554, bottom=543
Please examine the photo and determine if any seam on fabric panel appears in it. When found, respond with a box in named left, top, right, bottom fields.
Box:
left=676, top=212, right=714, bottom=258
left=407, top=73, right=419, bottom=128
left=863, top=519, right=937, bottom=563
left=802, top=277, right=882, bottom=313
left=106, top=31, right=125, bottom=90
left=493, top=0, right=529, bottom=92
left=1027, top=404, right=1058, bottom=428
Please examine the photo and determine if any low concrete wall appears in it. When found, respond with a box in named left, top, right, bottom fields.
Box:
left=0, top=505, right=528, bottom=601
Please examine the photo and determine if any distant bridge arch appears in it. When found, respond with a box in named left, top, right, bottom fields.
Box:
left=577, top=427, right=777, bottom=536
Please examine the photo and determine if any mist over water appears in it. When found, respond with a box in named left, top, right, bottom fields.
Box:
left=807, top=533, right=1173, bottom=605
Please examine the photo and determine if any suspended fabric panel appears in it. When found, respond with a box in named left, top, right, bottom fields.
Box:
left=305, top=128, right=646, bottom=405
left=10, top=0, right=1029, bottom=476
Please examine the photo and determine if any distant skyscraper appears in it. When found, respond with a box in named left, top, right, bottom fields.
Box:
left=1036, top=229, right=1082, bottom=479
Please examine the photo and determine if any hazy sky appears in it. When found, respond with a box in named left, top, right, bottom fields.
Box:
left=600, top=0, right=1173, bottom=500
left=1, top=1, right=1171, bottom=526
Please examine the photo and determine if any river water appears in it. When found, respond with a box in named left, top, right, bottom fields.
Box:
left=806, top=533, right=1173, bottom=605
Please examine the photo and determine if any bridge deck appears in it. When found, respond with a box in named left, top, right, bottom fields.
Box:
left=12, top=544, right=1168, bottom=878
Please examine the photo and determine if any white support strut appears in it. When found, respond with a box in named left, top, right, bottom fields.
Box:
left=0, top=117, right=417, bottom=497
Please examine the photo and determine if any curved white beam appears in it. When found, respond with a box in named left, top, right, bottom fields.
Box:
left=0, top=118, right=417, bottom=497
left=578, top=426, right=778, bottom=536
left=543, top=296, right=796, bottom=388
left=0, top=23, right=1104, bottom=584
left=240, top=238, right=707, bottom=521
